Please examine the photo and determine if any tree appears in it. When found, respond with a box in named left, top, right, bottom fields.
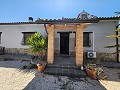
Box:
left=105, top=25, right=120, bottom=62
left=27, top=32, right=48, bottom=61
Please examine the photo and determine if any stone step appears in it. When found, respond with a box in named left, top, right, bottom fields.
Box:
left=47, top=64, right=80, bottom=69
left=44, top=67, right=87, bottom=78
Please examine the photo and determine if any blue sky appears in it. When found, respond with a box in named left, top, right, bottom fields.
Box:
left=0, top=0, right=120, bottom=22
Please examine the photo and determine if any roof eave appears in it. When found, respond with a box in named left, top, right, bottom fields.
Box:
left=36, top=19, right=100, bottom=24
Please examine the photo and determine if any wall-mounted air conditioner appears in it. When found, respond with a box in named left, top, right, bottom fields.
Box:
left=87, top=52, right=96, bottom=58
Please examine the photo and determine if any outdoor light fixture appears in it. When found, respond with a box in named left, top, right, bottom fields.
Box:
left=64, top=24, right=67, bottom=27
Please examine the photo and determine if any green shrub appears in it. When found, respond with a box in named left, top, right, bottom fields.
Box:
left=27, top=32, right=48, bottom=61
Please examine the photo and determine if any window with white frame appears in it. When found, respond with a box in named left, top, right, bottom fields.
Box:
left=74, top=32, right=92, bottom=47
left=83, top=32, right=92, bottom=47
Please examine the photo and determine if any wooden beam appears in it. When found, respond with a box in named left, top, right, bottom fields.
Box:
left=55, top=25, right=77, bottom=30
left=46, top=24, right=87, bottom=30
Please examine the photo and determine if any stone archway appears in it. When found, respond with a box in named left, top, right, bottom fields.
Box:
left=46, top=24, right=87, bottom=66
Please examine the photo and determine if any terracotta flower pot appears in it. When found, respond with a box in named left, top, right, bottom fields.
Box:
left=86, top=69, right=96, bottom=79
left=37, top=65, right=45, bottom=72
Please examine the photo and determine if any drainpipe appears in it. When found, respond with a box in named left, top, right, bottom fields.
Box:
left=116, top=24, right=120, bottom=62
left=92, top=31, right=95, bottom=51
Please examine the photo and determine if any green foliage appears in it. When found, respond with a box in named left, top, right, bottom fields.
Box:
left=105, top=44, right=120, bottom=48
left=106, top=28, right=120, bottom=38
left=27, top=32, right=48, bottom=60
left=115, top=28, right=120, bottom=32
left=105, top=28, right=120, bottom=53
left=106, top=34, right=120, bottom=38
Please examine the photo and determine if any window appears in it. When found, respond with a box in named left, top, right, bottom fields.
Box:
left=0, top=32, right=2, bottom=44
left=21, top=32, right=36, bottom=45
left=81, top=14, right=87, bottom=19
left=74, top=32, right=92, bottom=47
left=83, top=32, right=92, bottom=47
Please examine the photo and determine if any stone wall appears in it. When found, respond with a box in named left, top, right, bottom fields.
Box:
left=5, top=48, right=117, bottom=62
left=5, top=48, right=33, bottom=55
left=83, top=52, right=116, bottom=62
left=55, top=50, right=116, bottom=62
left=96, top=52, right=116, bottom=62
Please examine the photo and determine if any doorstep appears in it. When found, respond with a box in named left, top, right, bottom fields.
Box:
left=43, top=64, right=87, bottom=78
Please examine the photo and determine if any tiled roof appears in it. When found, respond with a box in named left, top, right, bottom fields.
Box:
left=35, top=18, right=100, bottom=24
left=0, top=16, right=119, bottom=25
left=98, top=16, right=120, bottom=20
left=0, top=22, right=36, bottom=25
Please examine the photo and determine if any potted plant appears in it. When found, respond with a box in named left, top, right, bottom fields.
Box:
left=86, top=64, right=97, bottom=79
left=85, top=63, right=106, bottom=79
left=37, top=61, right=47, bottom=72
left=27, top=32, right=48, bottom=72
left=86, top=68, right=97, bottom=79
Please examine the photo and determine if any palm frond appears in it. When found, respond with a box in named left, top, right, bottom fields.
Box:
left=106, top=34, right=120, bottom=38
left=105, top=44, right=120, bottom=48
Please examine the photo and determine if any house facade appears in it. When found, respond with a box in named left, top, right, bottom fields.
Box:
left=0, top=11, right=120, bottom=66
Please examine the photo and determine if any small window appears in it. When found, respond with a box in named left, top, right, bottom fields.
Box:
left=0, top=32, right=2, bottom=44
left=21, top=32, right=36, bottom=45
left=81, top=14, right=87, bottom=19
left=83, top=32, right=91, bottom=47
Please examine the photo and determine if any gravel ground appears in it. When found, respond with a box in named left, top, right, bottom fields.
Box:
left=0, top=61, right=119, bottom=90
left=99, top=67, right=120, bottom=90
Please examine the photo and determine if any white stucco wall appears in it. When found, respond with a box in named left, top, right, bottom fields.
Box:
left=0, top=24, right=47, bottom=48
left=85, top=20, right=118, bottom=53
left=54, top=20, right=119, bottom=53
left=0, top=20, right=119, bottom=54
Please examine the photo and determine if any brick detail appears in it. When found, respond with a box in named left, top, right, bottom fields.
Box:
left=47, top=25, right=55, bottom=64
left=76, top=24, right=86, bottom=66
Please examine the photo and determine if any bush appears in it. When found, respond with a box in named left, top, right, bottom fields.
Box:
left=27, top=32, right=48, bottom=61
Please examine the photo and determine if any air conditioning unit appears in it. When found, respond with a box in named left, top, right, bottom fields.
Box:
left=87, top=52, right=96, bottom=58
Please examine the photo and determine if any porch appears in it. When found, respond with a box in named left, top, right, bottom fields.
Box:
left=46, top=24, right=87, bottom=66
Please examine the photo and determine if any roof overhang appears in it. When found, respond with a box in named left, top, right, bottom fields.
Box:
left=36, top=19, right=100, bottom=24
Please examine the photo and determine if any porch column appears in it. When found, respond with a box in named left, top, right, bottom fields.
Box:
left=76, top=24, right=87, bottom=66
left=47, top=25, right=55, bottom=64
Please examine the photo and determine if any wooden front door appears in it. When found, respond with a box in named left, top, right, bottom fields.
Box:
left=60, top=32, right=69, bottom=55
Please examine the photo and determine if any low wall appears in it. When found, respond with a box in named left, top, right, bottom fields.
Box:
left=96, top=52, right=116, bottom=62
left=84, top=52, right=116, bottom=62
left=5, top=48, right=117, bottom=62
left=55, top=50, right=117, bottom=62
left=5, top=48, right=33, bottom=55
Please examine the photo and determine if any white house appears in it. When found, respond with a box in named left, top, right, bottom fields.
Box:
left=0, top=11, right=120, bottom=66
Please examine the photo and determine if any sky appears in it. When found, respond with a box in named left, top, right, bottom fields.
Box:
left=0, top=0, right=120, bottom=22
